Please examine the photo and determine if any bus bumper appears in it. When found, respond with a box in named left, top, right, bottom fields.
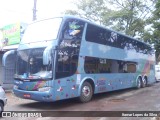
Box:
left=13, top=85, right=54, bottom=102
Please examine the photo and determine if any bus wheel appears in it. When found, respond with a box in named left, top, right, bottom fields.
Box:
left=136, top=77, right=142, bottom=89
left=79, top=81, right=93, bottom=103
left=142, top=77, right=147, bottom=88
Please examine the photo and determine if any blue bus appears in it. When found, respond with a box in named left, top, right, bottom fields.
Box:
left=12, top=15, right=155, bottom=102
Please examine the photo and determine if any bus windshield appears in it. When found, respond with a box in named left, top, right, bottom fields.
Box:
left=15, top=48, right=52, bottom=79
left=21, top=18, right=62, bottom=44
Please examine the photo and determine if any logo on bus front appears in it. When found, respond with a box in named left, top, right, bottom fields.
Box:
left=15, top=81, right=23, bottom=84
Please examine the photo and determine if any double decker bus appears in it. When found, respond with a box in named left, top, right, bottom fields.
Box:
left=12, top=15, right=155, bottom=102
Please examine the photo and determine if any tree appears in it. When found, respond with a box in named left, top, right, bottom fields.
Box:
left=64, top=0, right=154, bottom=38
left=150, top=0, right=160, bottom=61
left=105, top=0, right=155, bottom=37
left=65, top=0, right=109, bottom=25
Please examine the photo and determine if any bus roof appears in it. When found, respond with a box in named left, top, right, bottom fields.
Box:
left=29, top=15, right=152, bottom=48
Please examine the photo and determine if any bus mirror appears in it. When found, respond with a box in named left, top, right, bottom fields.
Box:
left=2, top=50, right=16, bottom=66
left=43, top=46, right=52, bottom=65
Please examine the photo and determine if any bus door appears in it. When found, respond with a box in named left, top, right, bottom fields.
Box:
left=54, top=47, right=79, bottom=100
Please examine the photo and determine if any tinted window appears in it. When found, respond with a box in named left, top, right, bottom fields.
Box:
left=56, top=54, right=78, bottom=79
left=86, top=24, right=152, bottom=55
left=86, top=24, right=109, bottom=45
left=84, top=56, right=137, bottom=74
left=63, top=19, right=85, bottom=40
left=125, top=63, right=137, bottom=73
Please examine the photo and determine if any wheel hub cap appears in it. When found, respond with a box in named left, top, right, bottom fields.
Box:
left=82, top=86, right=90, bottom=97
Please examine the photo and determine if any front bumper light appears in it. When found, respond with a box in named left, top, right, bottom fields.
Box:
left=14, top=85, right=18, bottom=89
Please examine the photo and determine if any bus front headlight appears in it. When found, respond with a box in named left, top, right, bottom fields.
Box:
left=14, top=85, right=18, bottom=89
left=38, top=87, right=51, bottom=92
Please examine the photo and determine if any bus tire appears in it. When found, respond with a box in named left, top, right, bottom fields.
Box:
left=79, top=81, right=93, bottom=103
left=136, top=77, right=142, bottom=89
left=142, top=77, right=147, bottom=88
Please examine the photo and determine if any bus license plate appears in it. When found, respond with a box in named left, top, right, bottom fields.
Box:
left=23, top=94, right=31, bottom=98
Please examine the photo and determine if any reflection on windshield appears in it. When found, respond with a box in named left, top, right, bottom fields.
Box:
left=21, top=18, right=62, bottom=43
left=15, top=48, right=52, bottom=79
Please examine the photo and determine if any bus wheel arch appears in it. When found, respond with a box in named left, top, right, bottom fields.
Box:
left=79, top=79, right=95, bottom=103
left=142, top=76, right=148, bottom=88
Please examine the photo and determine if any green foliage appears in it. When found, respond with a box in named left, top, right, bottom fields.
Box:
left=64, top=0, right=110, bottom=24
left=148, top=0, right=160, bottom=61
left=65, top=0, right=153, bottom=37
left=103, top=0, right=154, bottom=38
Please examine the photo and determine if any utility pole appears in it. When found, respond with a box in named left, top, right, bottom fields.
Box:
left=33, top=0, right=37, bottom=21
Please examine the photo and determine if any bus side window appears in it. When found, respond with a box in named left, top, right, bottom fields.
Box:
left=62, top=19, right=84, bottom=40
left=84, top=57, right=97, bottom=74
left=84, top=56, right=137, bottom=74
left=110, top=60, right=119, bottom=73
left=86, top=24, right=107, bottom=45
left=98, top=60, right=111, bottom=73
left=118, top=61, right=124, bottom=73
left=126, top=63, right=137, bottom=73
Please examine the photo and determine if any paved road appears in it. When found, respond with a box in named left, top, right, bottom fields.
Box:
left=2, top=82, right=160, bottom=120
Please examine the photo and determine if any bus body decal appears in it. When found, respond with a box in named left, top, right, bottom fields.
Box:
left=26, top=81, right=46, bottom=91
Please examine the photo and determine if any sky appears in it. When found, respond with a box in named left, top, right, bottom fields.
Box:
left=0, top=0, right=75, bottom=27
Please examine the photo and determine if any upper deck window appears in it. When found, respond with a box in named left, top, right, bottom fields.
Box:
left=62, top=19, right=85, bottom=40
left=86, top=23, right=153, bottom=55
left=21, top=18, right=62, bottom=44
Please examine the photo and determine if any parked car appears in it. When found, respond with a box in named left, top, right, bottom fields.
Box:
left=0, top=85, right=7, bottom=115
left=155, top=65, right=160, bottom=81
